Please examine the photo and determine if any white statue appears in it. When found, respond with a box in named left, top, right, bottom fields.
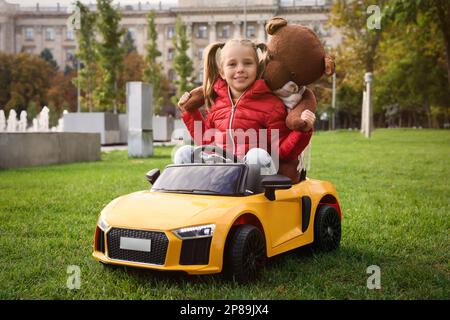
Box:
left=7, top=109, right=17, bottom=132
left=0, top=110, right=5, bottom=132
left=19, top=111, right=28, bottom=132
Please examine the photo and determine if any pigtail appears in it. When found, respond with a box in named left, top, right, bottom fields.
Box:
left=256, top=43, right=268, bottom=79
left=203, top=42, right=225, bottom=110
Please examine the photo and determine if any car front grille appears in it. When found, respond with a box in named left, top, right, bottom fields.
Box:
left=106, top=228, right=169, bottom=265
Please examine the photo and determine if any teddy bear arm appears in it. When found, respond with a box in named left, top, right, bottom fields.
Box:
left=285, top=88, right=317, bottom=131
left=179, top=86, right=205, bottom=111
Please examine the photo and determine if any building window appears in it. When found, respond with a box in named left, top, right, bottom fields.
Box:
left=246, top=25, right=256, bottom=38
left=45, top=28, right=55, bottom=41
left=167, top=26, right=175, bottom=39
left=25, top=27, right=34, bottom=40
left=196, top=25, right=208, bottom=39
left=168, top=48, right=175, bottom=61
left=66, top=28, right=74, bottom=41
left=220, top=25, right=230, bottom=39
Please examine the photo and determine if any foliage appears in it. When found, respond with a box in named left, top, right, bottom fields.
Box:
left=73, top=1, right=98, bottom=112
left=117, top=52, right=146, bottom=112
left=39, top=49, right=59, bottom=72
left=94, top=0, right=126, bottom=113
left=384, top=0, right=450, bottom=85
left=330, top=0, right=386, bottom=73
left=143, top=10, right=165, bottom=115
left=0, top=53, right=52, bottom=114
left=171, top=15, right=194, bottom=105
left=0, top=53, right=13, bottom=107
left=47, top=71, right=78, bottom=115
left=329, top=0, right=449, bottom=128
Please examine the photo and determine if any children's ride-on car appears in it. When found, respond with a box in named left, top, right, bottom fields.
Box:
left=92, top=145, right=342, bottom=282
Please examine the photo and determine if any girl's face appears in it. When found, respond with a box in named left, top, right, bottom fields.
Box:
left=220, top=44, right=258, bottom=99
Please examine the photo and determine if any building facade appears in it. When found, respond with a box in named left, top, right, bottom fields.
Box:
left=0, top=0, right=339, bottom=84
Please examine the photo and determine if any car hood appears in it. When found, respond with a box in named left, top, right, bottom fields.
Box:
left=102, top=190, right=238, bottom=230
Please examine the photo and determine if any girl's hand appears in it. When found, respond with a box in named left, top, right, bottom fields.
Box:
left=177, top=92, right=191, bottom=112
left=300, top=109, right=316, bottom=131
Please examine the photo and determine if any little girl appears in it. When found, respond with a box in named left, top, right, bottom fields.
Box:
left=175, top=39, right=315, bottom=183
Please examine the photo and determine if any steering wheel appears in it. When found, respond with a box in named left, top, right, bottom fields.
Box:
left=191, top=145, right=239, bottom=164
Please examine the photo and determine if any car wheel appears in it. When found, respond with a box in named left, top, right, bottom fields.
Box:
left=313, top=205, right=341, bottom=252
left=224, top=225, right=266, bottom=283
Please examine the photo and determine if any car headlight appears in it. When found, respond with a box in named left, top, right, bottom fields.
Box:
left=173, top=224, right=215, bottom=239
left=97, top=214, right=110, bottom=232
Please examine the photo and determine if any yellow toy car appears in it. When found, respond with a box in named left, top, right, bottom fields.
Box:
left=93, top=147, right=342, bottom=282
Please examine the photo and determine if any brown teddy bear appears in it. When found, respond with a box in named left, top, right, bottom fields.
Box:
left=178, top=17, right=334, bottom=182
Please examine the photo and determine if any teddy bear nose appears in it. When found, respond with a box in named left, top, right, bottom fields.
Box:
left=290, top=72, right=297, bottom=80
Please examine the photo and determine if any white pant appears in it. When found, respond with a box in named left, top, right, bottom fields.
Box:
left=173, top=146, right=277, bottom=175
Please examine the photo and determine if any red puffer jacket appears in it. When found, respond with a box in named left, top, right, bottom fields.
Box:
left=182, top=78, right=312, bottom=161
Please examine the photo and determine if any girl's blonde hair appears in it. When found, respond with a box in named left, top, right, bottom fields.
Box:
left=203, top=39, right=267, bottom=109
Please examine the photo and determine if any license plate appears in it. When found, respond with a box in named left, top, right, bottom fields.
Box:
left=120, top=237, right=151, bottom=252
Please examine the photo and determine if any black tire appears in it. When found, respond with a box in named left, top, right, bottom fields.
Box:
left=224, top=225, right=266, bottom=283
left=313, top=205, right=341, bottom=252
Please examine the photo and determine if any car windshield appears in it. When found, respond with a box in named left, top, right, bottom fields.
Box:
left=151, top=164, right=246, bottom=196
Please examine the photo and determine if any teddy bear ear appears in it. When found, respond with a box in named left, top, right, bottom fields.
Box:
left=324, top=55, right=335, bottom=76
left=266, top=17, right=288, bottom=35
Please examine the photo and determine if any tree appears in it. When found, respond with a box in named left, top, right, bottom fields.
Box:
left=5, top=53, right=53, bottom=114
left=73, top=1, right=98, bottom=112
left=330, top=0, right=387, bottom=74
left=374, top=16, right=449, bottom=128
left=143, top=10, right=165, bottom=115
left=40, top=48, right=59, bottom=72
left=385, top=0, right=450, bottom=86
left=47, top=70, right=78, bottom=115
left=0, top=53, right=13, bottom=107
left=94, top=0, right=126, bottom=113
left=117, top=52, right=146, bottom=112
left=171, top=15, right=194, bottom=106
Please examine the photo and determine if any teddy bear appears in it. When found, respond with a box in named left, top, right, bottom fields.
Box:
left=178, top=17, right=334, bottom=182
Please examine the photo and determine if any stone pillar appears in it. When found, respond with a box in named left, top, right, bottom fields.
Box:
left=55, top=26, right=63, bottom=68
left=186, top=22, right=193, bottom=59
left=233, top=21, right=241, bottom=38
left=127, top=82, right=154, bottom=157
left=35, top=25, right=43, bottom=54
left=257, top=20, right=266, bottom=43
left=208, top=21, right=216, bottom=43
left=361, top=72, right=374, bottom=138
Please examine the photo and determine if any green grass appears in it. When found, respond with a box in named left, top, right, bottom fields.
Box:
left=0, top=129, right=449, bottom=299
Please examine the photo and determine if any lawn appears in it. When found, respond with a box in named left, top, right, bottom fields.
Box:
left=0, top=129, right=449, bottom=299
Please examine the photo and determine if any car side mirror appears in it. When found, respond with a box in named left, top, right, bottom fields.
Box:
left=146, top=168, right=160, bottom=185
left=261, top=174, right=292, bottom=201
